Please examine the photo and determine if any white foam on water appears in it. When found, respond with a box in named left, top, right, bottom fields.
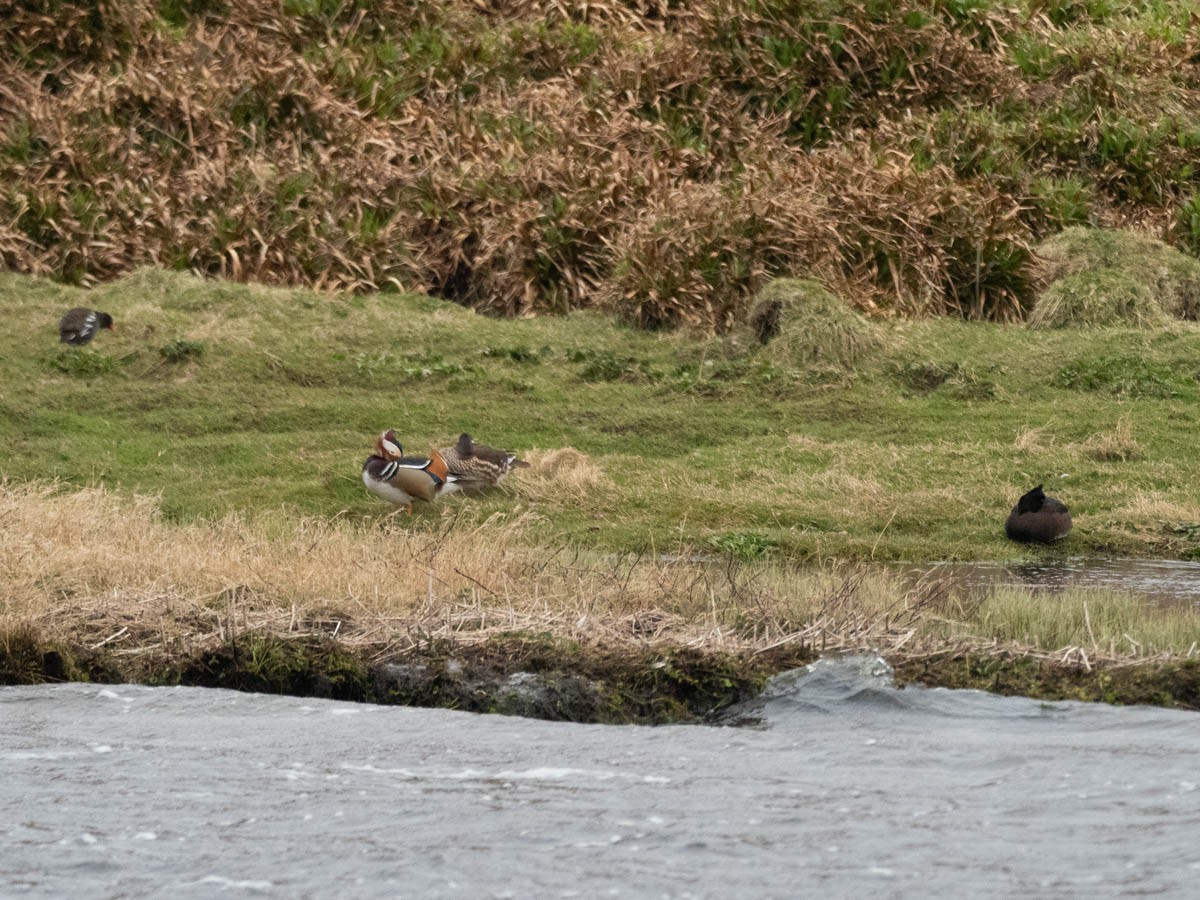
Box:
left=188, top=875, right=274, bottom=892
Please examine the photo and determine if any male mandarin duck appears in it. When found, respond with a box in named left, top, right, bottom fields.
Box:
left=1005, top=484, right=1072, bottom=544
left=362, top=430, right=461, bottom=513
left=59, top=307, right=115, bottom=345
left=437, top=432, right=531, bottom=489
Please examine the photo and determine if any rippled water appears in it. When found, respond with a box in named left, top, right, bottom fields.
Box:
left=3, top=657, right=1198, bottom=898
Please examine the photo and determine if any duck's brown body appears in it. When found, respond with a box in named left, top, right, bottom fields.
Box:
left=1005, top=485, right=1072, bottom=544
left=437, top=432, right=530, bottom=489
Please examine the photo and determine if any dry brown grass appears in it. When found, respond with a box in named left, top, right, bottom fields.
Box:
left=4, top=482, right=1197, bottom=668
left=7, top=0, right=1137, bottom=327
left=513, top=447, right=615, bottom=503
left=1075, top=419, right=1144, bottom=463
left=1013, top=424, right=1053, bottom=453
left=1112, top=492, right=1200, bottom=524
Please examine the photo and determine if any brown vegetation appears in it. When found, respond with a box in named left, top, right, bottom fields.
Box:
left=4, top=1, right=1200, bottom=328
left=4, top=481, right=1197, bottom=671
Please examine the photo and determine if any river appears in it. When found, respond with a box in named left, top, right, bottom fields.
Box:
left=2, top=656, right=1197, bottom=898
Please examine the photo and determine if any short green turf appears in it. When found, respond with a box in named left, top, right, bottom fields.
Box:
left=4, top=268, right=1200, bottom=561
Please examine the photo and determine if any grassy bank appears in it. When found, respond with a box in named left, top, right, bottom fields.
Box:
left=7, top=0, right=1200, bottom=716
left=3, top=269, right=1200, bottom=561
left=4, top=269, right=1200, bottom=714
left=2, top=481, right=1198, bottom=717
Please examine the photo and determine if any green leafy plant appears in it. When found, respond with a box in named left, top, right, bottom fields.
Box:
left=705, top=531, right=777, bottom=560
left=160, top=339, right=205, bottom=363
left=49, top=351, right=116, bottom=378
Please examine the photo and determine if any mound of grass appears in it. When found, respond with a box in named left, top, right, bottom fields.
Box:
left=743, top=278, right=880, bottom=367
left=49, top=349, right=117, bottom=378
left=1029, top=227, right=1200, bottom=327
left=1028, top=269, right=1170, bottom=329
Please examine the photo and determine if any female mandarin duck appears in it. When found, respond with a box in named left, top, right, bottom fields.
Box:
left=59, top=307, right=115, bottom=345
left=1005, top=484, right=1072, bottom=544
left=362, top=430, right=460, bottom=513
left=437, top=432, right=531, bottom=489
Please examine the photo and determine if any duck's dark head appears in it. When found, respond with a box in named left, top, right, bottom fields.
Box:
left=97, top=312, right=115, bottom=331
left=1016, top=484, right=1046, bottom=514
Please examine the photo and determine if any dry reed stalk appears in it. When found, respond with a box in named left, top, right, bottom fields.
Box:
left=0, top=0, right=1073, bottom=325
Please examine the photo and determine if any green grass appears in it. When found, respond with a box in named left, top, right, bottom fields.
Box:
left=3, top=268, right=1200, bottom=561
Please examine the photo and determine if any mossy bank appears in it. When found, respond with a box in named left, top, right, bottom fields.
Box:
left=1, top=628, right=802, bottom=724
left=4, top=628, right=1198, bottom=722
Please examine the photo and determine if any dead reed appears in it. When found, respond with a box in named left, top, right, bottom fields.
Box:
left=4, top=1, right=1198, bottom=327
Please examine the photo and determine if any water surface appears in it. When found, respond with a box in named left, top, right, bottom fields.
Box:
left=2, top=657, right=1197, bottom=897
left=897, top=557, right=1200, bottom=608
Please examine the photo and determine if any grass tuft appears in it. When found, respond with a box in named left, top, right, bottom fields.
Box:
left=160, top=338, right=205, bottom=363
left=1076, top=419, right=1144, bottom=462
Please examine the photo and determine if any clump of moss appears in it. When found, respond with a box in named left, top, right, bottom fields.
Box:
left=743, top=278, right=880, bottom=366
left=0, top=626, right=120, bottom=685
left=893, top=654, right=1200, bottom=710
left=1028, top=227, right=1200, bottom=327
left=174, top=634, right=372, bottom=701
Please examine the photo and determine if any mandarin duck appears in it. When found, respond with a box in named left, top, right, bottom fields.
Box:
left=437, top=432, right=531, bottom=490
left=1005, top=485, right=1072, bottom=544
left=362, top=430, right=461, bottom=513
left=59, top=307, right=115, bottom=345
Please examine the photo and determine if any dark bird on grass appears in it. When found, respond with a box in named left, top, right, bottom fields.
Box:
left=437, top=432, right=531, bottom=490
left=362, top=430, right=461, bottom=514
left=59, top=307, right=114, bottom=345
left=1005, top=484, right=1072, bottom=544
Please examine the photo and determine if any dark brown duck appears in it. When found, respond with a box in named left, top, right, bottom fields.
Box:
left=1005, top=485, right=1072, bottom=544
left=59, top=307, right=114, bottom=345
